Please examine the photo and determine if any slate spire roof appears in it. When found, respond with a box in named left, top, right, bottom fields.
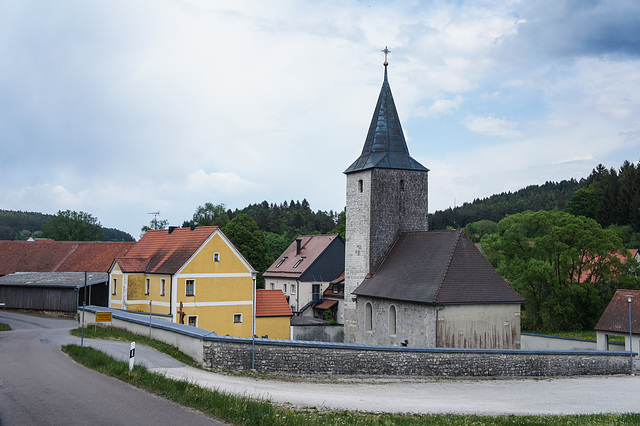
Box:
left=344, top=62, right=429, bottom=174
left=352, top=229, right=524, bottom=305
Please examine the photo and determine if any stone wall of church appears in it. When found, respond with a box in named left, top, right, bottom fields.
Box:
left=343, top=168, right=429, bottom=343
left=369, top=168, right=429, bottom=273
left=344, top=170, right=373, bottom=343
left=354, top=296, right=437, bottom=347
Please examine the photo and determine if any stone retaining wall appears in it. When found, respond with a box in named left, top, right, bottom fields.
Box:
left=203, top=336, right=632, bottom=377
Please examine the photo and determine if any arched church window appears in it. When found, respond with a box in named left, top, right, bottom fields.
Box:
left=389, top=305, right=397, bottom=335
left=365, top=302, right=373, bottom=332
left=400, top=180, right=405, bottom=192
left=358, top=179, right=363, bottom=193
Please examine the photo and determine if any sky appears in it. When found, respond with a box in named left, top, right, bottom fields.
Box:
left=1, top=0, right=639, bottom=239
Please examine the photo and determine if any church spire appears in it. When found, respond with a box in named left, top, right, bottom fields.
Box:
left=344, top=47, right=428, bottom=174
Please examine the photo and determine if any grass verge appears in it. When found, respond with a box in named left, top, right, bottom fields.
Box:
left=62, top=344, right=639, bottom=425
left=70, top=326, right=200, bottom=368
left=0, top=322, right=10, bottom=331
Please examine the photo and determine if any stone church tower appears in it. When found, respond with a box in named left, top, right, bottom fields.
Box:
left=343, top=53, right=429, bottom=343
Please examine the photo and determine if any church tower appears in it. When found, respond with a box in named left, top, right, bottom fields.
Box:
left=343, top=49, right=429, bottom=343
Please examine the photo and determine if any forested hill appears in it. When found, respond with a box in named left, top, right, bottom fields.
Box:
left=0, top=209, right=135, bottom=241
left=428, top=179, right=586, bottom=230
left=429, top=160, right=640, bottom=237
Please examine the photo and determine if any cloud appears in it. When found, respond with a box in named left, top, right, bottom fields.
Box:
left=462, top=115, right=522, bottom=138
left=415, top=96, right=462, bottom=118
left=1, top=0, right=640, bottom=238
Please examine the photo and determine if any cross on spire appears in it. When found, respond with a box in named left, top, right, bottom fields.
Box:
left=382, top=46, right=390, bottom=65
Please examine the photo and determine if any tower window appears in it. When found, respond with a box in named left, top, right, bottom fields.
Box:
left=400, top=179, right=405, bottom=191
left=358, top=179, right=363, bottom=193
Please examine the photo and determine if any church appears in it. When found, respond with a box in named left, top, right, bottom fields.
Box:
left=343, top=50, right=524, bottom=349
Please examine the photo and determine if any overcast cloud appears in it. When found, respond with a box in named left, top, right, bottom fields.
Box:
left=1, top=0, right=639, bottom=238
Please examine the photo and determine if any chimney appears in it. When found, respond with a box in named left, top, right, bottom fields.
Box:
left=296, top=238, right=302, bottom=255
left=168, top=226, right=178, bottom=234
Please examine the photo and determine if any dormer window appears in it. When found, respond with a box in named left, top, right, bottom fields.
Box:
left=275, top=258, right=286, bottom=268
left=293, top=258, right=303, bottom=268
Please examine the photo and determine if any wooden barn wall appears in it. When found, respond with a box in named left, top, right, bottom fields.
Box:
left=0, top=286, right=77, bottom=312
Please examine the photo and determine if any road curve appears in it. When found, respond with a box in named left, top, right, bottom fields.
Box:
left=0, top=311, right=225, bottom=425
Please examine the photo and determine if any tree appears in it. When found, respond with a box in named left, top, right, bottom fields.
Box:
left=463, top=219, right=498, bottom=242
left=330, top=208, right=346, bottom=239
left=191, top=202, right=230, bottom=228
left=140, top=214, right=168, bottom=237
left=481, top=211, right=637, bottom=331
left=42, top=210, right=105, bottom=241
left=222, top=214, right=272, bottom=288
left=564, top=186, right=598, bottom=219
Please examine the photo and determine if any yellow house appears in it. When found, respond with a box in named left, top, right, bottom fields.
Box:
left=108, top=226, right=257, bottom=337
left=255, top=289, right=293, bottom=340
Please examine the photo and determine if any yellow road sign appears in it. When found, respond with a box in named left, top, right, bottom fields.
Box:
left=96, top=312, right=112, bottom=322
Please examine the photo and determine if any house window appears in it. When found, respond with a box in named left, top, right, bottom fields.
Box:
left=233, top=313, right=242, bottom=323
left=365, top=302, right=373, bottom=332
left=293, top=258, right=303, bottom=268
left=160, top=278, right=166, bottom=296
left=275, top=258, right=285, bottom=268
left=291, top=284, right=296, bottom=295
left=112, top=278, right=117, bottom=295
left=312, top=284, right=320, bottom=301
left=389, top=305, right=397, bottom=335
left=283, top=283, right=287, bottom=294
left=185, top=279, right=195, bottom=296
left=213, top=252, right=220, bottom=262
left=358, top=179, right=363, bottom=193
left=145, top=278, right=150, bottom=295
left=187, top=316, right=197, bottom=327
left=270, top=283, right=275, bottom=290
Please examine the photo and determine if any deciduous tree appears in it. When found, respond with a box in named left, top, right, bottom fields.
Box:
left=42, top=210, right=104, bottom=241
left=481, top=211, right=638, bottom=331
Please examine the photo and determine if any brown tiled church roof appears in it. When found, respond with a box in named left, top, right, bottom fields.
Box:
left=353, top=229, right=524, bottom=305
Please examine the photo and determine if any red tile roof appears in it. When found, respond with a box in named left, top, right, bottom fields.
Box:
left=264, top=234, right=339, bottom=278
left=255, top=289, right=293, bottom=317
left=116, top=226, right=221, bottom=274
left=314, top=299, right=337, bottom=310
left=0, top=241, right=135, bottom=275
left=595, top=289, right=640, bottom=334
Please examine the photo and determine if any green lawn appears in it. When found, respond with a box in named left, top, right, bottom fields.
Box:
left=64, top=328, right=640, bottom=425
left=525, top=330, right=625, bottom=343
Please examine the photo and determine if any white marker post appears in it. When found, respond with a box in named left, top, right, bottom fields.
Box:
left=129, top=342, right=135, bottom=371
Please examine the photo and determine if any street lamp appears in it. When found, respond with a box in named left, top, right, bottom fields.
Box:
left=626, top=294, right=635, bottom=375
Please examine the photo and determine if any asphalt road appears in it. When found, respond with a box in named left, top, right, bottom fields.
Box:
left=0, top=310, right=225, bottom=425
left=1, top=310, right=639, bottom=420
